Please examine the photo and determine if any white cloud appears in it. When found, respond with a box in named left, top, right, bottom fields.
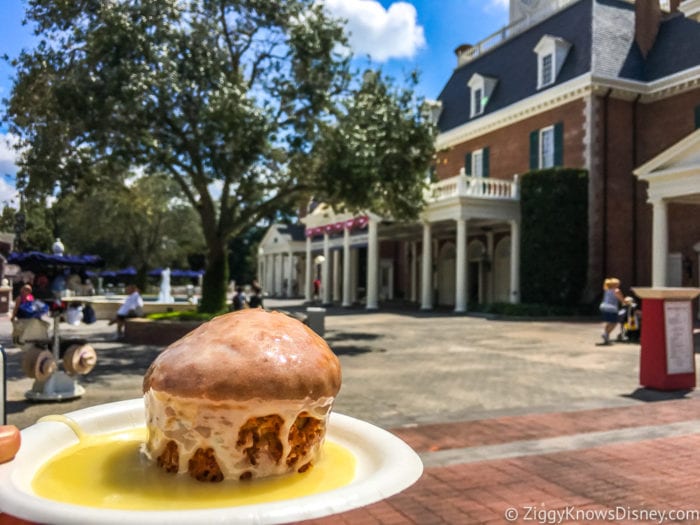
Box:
left=0, top=133, right=19, bottom=207
left=322, top=0, right=425, bottom=62
left=0, top=178, right=19, bottom=208
left=487, top=0, right=508, bottom=9
left=0, top=133, right=19, bottom=178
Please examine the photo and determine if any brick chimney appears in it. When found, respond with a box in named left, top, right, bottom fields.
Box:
left=635, top=0, right=662, bottom=58
left=454, top=44, right=474, bottom=67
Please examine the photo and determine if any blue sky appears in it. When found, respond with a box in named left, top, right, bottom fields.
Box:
left=0, top=0, right=509, bottom=205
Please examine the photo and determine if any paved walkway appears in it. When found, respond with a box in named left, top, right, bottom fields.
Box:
left=2, top=300, right=700, bottom=524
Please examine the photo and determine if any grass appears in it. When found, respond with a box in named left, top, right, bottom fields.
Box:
left=146, top=309, right=228, bottom=322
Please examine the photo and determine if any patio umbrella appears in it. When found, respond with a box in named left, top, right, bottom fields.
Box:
left=7, top=251, right=104, bottom=272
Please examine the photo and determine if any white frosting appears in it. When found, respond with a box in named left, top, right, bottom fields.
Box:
left=142, top=389, right=334, bottom=480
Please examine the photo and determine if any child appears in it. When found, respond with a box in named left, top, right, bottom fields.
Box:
left=621, top=296, right=641, bottom=343
left=599, top=277, right=625, bottom=345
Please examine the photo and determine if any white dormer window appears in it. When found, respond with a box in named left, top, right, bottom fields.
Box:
left=467, top=73, right=498, bottom=118
left=541, top=54, right=553, bottom=86
left=423, top=99, right=443, bottom=126
left=534, top=35, right=571, bottom=89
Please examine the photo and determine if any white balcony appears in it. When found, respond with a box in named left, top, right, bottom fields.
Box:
left=427, top=171, right=520, bottom=203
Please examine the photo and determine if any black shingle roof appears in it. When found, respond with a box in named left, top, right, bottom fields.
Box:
left=278, top=224, right=306, bottom=242
left=643, top=13, right=700, bottom=81
left=437, top=0, right=700, bottom=134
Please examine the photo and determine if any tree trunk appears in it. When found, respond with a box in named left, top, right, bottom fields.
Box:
left=136, top=265, right=149, bottom=294
left=200, top=241, right=229, bottom=313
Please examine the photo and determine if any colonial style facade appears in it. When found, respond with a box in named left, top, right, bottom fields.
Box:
left=259, top=0, right=700, bottom=312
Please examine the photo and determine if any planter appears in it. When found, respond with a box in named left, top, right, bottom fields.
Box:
left=124, top=318, right=203, bottom=346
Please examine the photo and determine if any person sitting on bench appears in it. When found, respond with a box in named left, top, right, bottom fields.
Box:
left=109, top=284, right=144, bottom=339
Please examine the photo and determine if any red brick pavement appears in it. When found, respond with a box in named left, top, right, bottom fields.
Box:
left=392, top=398, right=700, bottom=452
left=299, top=399, right=700, bottom=524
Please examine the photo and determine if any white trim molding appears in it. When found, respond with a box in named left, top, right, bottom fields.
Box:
left=437, top=73, right=592, bottom=151
left=634, top=128, right=700, bottom=204
left=437, top=66, right=700, bottom=152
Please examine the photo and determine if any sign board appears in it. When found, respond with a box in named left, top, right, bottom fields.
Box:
left=664, top=301, right=694, bottom=375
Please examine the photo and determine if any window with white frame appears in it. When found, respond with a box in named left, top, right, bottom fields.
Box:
left=472, top=149, right=484, bottom=178
left=534, top=35, right=571, bottom=90
left=541, top=54, right=553, bottom=86
left=473, top=88, right=483, bottom=116
left=540, top=126, right=555, bottom=168
left=467, top=73, right=498, bottom=118
left=464, top=147, right=490, bottom=177
left=530, top=123, right=563, bottom=169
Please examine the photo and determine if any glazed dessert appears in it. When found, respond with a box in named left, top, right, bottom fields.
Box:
left=142, top=309, right=341, bottom=482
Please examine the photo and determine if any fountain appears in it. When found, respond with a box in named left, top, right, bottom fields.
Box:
left=157, top=267, right=173, bottom=303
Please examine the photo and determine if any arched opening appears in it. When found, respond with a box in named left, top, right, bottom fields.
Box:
left=468, top=240, right=486, bottom=305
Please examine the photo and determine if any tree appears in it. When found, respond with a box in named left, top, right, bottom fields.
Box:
left=52, top=175, right=205, bottom=290
left=5, top=0, right=435, bottom=312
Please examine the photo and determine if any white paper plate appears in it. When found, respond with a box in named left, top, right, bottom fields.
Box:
left=0, top=399, right=423, bottom=524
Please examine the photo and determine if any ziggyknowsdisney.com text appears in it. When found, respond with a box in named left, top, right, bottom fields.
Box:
left=504, top=505, right=700, bottom=523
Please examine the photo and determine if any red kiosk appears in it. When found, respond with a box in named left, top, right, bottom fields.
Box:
left=632, top=287, right=700, bottom=391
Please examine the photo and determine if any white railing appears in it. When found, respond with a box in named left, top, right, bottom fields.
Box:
left=457, top=0, right=577, bottom=66
left=427, top=171, right=520, bottom=202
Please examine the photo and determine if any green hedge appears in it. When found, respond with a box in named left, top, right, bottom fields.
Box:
left=470, top=302, right=595, bottom=317
left=520, top=168, right=588, bottom=306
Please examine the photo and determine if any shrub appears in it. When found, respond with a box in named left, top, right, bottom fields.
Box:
left=519, top=168, right=588, bottom=306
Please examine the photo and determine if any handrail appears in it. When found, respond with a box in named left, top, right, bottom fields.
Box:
left=456, top=0, right=577, bottom=66
left=427, top=171, right=520, bottom=202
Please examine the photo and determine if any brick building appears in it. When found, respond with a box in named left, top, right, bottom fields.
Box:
left=258, top=0, right=700, bottom=313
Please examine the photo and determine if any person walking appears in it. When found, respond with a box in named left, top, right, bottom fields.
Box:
left=231, top=286, right=248, bottom=311
left=599, top=277, right=625, bottom=345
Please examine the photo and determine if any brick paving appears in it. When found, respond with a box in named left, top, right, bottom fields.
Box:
left=301, top=399, right=700, bottom=524
left=2, top=300, right=700, bottom=524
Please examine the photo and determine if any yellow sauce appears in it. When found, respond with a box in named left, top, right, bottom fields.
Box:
left=32, top=420, right=356, bottom=510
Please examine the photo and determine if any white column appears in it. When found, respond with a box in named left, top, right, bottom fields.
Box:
left=350, top=248, right=359, bottom=304
left=266, top=255, right=274, bottom=296
left=366, top=218, right=379, bottom=309
left=510, top=220, right=521, bottom=304
left=275, top=254, right=282, bottom=296
left=421, top=223, right=433, bottom=310
left=286, top=251, right=294, bottom=297
left=305, top=237, right=312, bottom=302
left=485, top=230, right=494, bottom=303
left=278, top=254, right=283, bottom=295
left=410, top=241, right=418, bottom=303
left=342, top=228, right=352, bottom=307
left=322, top=233, right=331, bottom=304
left=651, top=198, right=668, bottom=287
left=332, top=249, right=341, bottom=302
left=455, top=219, right=467, bottom=313
left=258, top=256, right=265, bottom=291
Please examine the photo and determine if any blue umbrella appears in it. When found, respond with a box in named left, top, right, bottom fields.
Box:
left=8, top=251, right=104, bottom=271
left=116, top=266, right=137, bottom=277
